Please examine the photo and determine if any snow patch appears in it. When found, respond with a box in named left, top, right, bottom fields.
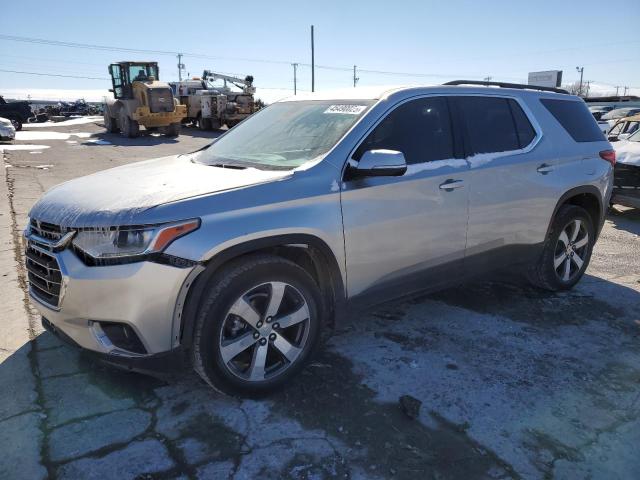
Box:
left=0, top=144, right=50, bottom=152
left=405, top=158, right=468, bottom=175
left=84, top=139, right=112, bottom=145
left=23, top=116, right=103, bottom=128
left=16, top=131, right=97, bottom=141
left=330, top=180, right=340, bottom=192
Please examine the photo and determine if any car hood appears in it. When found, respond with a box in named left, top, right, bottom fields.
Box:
left=29, top=154, right=291, bottom=227
left=614, top=140, right=640, bottom=166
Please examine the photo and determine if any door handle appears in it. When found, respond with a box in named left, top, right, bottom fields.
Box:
left=536, top=163, right=554, bottom=174
left=439, top=179, right=465, bottom=191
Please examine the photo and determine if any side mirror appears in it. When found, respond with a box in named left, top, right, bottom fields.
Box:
left=108, top=89, right=114, bottom=93
left=352, top=149, right=407, bottom=177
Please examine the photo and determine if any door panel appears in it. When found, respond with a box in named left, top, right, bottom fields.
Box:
left=341, top=96, right=470, bottom=299
left=455, top=96, right=560, bottom=269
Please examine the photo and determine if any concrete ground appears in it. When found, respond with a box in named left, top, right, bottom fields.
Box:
left=1, top=119, right=639, bottom=480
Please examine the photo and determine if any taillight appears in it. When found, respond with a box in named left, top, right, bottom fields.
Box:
left=599, top=149, right=616, bottom=166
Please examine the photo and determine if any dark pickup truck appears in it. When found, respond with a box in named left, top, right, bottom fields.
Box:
left=0, top=96, right=33, bottom=130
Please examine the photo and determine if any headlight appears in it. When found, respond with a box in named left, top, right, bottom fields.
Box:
left=72, top=219, right=199, bottom=260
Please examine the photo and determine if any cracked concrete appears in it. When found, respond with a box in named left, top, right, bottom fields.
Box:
left=1, top=122, right=639, bottom=479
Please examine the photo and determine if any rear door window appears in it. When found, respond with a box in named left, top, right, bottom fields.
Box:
left=354, top=97, right=454, bottom=164
left=508, top=99, right=536, bottom=148
left=456, top=97, right=520, bottom=154
left=540, top=99, right=605, bottom=142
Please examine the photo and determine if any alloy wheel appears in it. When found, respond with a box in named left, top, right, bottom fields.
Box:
left=218, top=281, right=310, bottom=382
left=554, top=219, right=589, bottom=282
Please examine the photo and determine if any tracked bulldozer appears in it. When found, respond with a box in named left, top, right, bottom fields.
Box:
left=104, top=62, right=186, bottom=138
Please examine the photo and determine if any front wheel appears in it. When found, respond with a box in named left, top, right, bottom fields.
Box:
left=164, top=122, right=181, bottom=137
left=192, top=255, right=323, bottom=396
left=104, top=113, right=119, bottom=133
left=529, top=205, right=595, bottom=291
left=120, top=114, right=139, bottom=138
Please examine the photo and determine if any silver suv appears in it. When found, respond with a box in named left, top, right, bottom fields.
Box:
left=25, top=81, right=614, bottom=394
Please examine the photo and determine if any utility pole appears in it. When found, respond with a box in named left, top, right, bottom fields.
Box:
left=576, top=66, right=584, bottom=96
left=177, top=53, right=184, bottom=81
left=615, top=86, right=620, bottom=96
left=483, top=76, right=492, bottom=83
left=292, top=63, right=298, bottom=95
left=310, top=25, right=315, bottom=92
left=585, top=81, right=590, bottom=98
left=353, top=65, right=359, bottom=88
left=623, top=86, right=629, bottom=96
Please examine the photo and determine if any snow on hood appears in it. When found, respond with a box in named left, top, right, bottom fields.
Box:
left=613, top=140, right=640, bottom=166
left=29, top=154, right=290, bottom=227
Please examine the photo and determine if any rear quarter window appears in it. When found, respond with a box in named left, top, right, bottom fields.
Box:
left=540, top=99, right=605, bottom=142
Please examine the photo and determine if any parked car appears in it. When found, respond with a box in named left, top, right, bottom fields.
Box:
left=25, top=83, right=613, bottom=394
left=0, top=95, right=33, bottom=131
left=598, top=107, right=640, bottom=134
left=611, top=129, right=640, bottom=209
left=588, top=105, right=613, bottom=121
left=607, top=113, right=640, bottom=142
left=0, top=116, right=16, bottom=141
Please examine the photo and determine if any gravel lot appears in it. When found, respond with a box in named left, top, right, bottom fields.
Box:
left=1, top=119, right=639, bottom=479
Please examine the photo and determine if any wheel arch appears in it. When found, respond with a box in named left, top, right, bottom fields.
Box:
left=547, top=185, right=604, bottom=239
left=178, top=234, right=346, bottom=348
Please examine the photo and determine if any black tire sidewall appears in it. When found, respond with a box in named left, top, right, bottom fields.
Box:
left=195, top=260, right=322, bottom=395
left=541, top=205, right=595, bottom=290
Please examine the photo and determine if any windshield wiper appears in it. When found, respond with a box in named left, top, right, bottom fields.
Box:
left=210, top=163, right=247, bottom=170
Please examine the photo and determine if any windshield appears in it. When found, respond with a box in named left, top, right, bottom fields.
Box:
left=194, top=100, right=374, bottom=170
left=628, top=129, right=640, bottom=142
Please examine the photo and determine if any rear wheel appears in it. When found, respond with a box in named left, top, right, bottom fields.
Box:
left=192, top=255, right=323, bottom=396
left=529, top=205, right=595, bottom=291
left=120, top=114, right=139, bottom=138
left=104, top=113, right=119, bottom=133
left=197, top=114, right=211, bottom=131
left=9, top=117, right=22, bottom=131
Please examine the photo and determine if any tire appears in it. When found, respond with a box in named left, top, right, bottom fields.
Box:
left=192, top=254, right=323, bottom=396
left=120, top=114, right=139, bottom=138
left=529, top=205, right=595, bottom=291
left=9, top=117, right=22, bottom=131
left=197, top=114, right=211, bottom=131
left=104, top=113, right=119, bottom=133
left=164, top=123, right=181, bottom=137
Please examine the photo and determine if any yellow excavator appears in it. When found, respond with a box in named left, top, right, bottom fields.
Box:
left=104, top=61, right=186, bottom=138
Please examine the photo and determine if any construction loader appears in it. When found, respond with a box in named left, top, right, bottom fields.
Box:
left=104, top=62, right=186, bottom=138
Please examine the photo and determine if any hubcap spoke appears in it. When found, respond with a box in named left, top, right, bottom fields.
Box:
left=574, top=235, right=588, bottom=249
left=571, top=252, right=584, bottom=269
left=562, top=258, right=571, bottom=281
left=248, top=343, right=268, bottom=381
left=570, top=220, right=582, bottom=242
left=272, top=333, right=302, bottom=363
left=264, top=282, right=286, bottom=319
left=276, top=304, right=310, bottom=329
left=558, top=231, right=570, bottom=247
left=220, top=333, right=258, bottom=364
left=554, top=253, right=567, bottom=269
left=228, top=297, right=261, bottom=328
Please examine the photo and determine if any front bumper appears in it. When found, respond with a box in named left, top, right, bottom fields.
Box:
left=41, top=317, right=188, bottom=376
left=28, top=246, right=197, bottom=357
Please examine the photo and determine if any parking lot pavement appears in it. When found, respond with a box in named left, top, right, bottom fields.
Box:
left=1, top=120, right=639, bottom=479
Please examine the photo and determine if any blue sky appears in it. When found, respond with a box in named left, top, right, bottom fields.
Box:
left=1, top=0, right=639, bottom=101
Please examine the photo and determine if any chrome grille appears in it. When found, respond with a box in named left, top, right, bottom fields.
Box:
left=26, top=219, right=64, bottom=308
left=30, top=218, right=65, bottom=242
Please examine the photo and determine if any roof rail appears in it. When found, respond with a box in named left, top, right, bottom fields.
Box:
left=443, top=80, right=569, bottom=95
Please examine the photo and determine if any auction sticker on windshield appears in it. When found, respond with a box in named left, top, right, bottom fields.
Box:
left=324, top=105, right=367, bottom=115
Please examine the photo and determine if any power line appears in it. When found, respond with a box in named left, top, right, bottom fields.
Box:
left=0, top=69, right=109, bottom=81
